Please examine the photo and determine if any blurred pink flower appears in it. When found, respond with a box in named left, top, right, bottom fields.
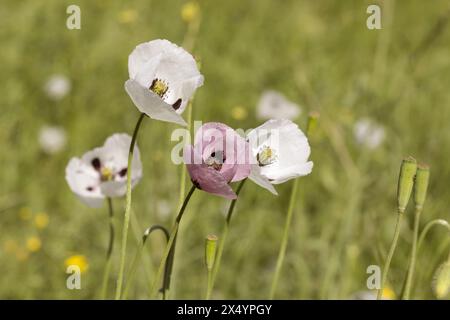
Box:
left=183, top=123, right=251, bottom=199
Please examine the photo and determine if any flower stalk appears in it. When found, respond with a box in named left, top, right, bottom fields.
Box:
left=377, top=157, right=417, bottom=300
left=210, top=179, right=247, bottom=293
left=402, top=164, right=430, bottom=299
left=269, top=112, right=318, bottom=299
left=150, top=185, right=196, bottom=298
left=115, top=112, right=146, bottom=300
left=101, top=197, right=115, bottom=299
left=122, top=225, right=169, bottom=299
left=205, top=234, right=218, bottom=300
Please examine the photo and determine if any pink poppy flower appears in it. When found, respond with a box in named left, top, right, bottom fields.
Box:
left=183, top=123, right=251, bottom=199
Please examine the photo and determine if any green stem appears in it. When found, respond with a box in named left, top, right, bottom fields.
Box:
left=269, top=178, right=300, bottom=299
left=210, top=179, right=247, bottom=293
left=122, top=225, right=169, bottom=299
left=150, top=185, right=196, bottom=298
left=417, top=219, right=450, bottom=251
left=402, top=207, right=422, bottom=299
left=101, top=197, right=114, bottom=299
left=377, top=211, right=404, bottom=300
left=115, top=113, right=146, bottom=300
left=206, top=269, right=213, bottom=300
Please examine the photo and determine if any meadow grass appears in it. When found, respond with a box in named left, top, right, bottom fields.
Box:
left=1, top=0, right=450, bottom=299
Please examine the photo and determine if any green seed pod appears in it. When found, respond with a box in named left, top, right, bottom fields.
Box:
left=205, top=234, right=218, bottom=271
left=306, top=111, right=320, bottom=137
left=432, top=262, right=450, bottom=299
left=414, top=164, right=430, bottom=209
left=397, top=157, right=417, bottom=213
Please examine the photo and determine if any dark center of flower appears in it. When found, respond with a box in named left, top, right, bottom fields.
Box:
left=91, top=157, right=114, bottom=182
left=205, top=151, right=225, bottom=171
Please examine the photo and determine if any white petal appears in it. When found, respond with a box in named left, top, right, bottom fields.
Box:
left=100, top=133, right=143, bottom=197
left=248, top=165, right=278, bottom=195
left=257, top=90, right=301, bottom=120
left=267, top=161, right=313, bottom=184
left=128, top=39, right=204, bottom=115
left=247, top=119, right=312, bottom=184
left=65, top=158, right=104, bottom=208
left=125, top=79, right=187, bottom=126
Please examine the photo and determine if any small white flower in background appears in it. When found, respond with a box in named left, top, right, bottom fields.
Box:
left=257, top=90, right=301, bottom=121
left=65, top=134, right=143, bottom=208
left=125, top=39, right=204, bottom=126
left=246, top=119, right=313, bottom=195
left=156, top=199, right=172, bottom=221
left=353, top=118, right=385, bottom=149
left=44, top=74, right=71, bottom=100
left=39, top=126, right=67, bottom=154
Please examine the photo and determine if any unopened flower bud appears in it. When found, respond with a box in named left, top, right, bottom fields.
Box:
left=433, top=262, right=450, bottom=299
left=205, top=234, right=218, bottom=271
left=414, top=164, right=430, bottom=209
left=397, top=157, right=417, bottom=213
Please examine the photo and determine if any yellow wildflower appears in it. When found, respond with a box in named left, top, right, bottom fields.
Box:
left=34, top=212, right=49, bottom=229
left=118, top=9, right=138, bottom=24
left=382, top=286, right=396, bottom=300
left=181, top=1, right=200, bottom=24
left=26, top=236, right=42, bottom=252
left=65, top=255, right=89, bottom=273
left=231, top=106, right=248, bottom=121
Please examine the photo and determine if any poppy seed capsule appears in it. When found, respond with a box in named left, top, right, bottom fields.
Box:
left=414, top=164, right=430, bottom=209
left=397, top=157, right=417, bottom=213
left=205, top=235, right=218, bottom=271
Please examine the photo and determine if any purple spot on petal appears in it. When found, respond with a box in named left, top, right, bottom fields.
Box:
left=172, top=98, right=182, bottom=110
left=91, top=158, right=101, bottom=171
left=119, top=168, right=127, bottom=177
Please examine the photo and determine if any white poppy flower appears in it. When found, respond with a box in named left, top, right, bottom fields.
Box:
left=257, top=90, right=301, bottom=120
left=354, top=118, right=385, bottom=149
left=39, top=125, right=67, bottom=154
left=247, top=119, right=313, bottom=194
left=65, top=134, right=143, bottom=208
left=44, top=74, right=71, bottom=100
left=125, top=39, right=204, bottom=126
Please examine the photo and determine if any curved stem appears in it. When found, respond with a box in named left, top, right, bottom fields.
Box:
left=377, top=211, right=404, bottom=300
left=269, top=178, right=300, bottom=299
left=122, top=225, right=169, bottom=299
left=150, top=185, right=196, bottom=298
left=417, top=219, right=450, bottom=251
left=402, top=207, right=422, bottom=299
left=210, top=179, right=247, bottom=294
left=101, top=198, right=114, bottom=299
left=115, top=112, right=146, bottom=300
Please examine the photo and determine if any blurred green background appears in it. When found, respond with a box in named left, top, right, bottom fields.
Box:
left=0, top=0, right=449, bottom=299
